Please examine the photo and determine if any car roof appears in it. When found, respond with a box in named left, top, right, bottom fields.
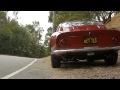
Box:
left=60, top=20, right=104, bottom=27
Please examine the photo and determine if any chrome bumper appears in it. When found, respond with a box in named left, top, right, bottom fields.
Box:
left=51, top=46, right=120, bottom=55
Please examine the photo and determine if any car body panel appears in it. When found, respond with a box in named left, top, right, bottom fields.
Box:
left=50, top=20, right=120, bottom=61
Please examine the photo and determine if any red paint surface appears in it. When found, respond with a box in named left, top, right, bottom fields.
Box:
left=50, top=23, right=120, bottom=52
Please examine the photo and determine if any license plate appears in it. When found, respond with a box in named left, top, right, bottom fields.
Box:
left=83, top=37, right=97, bottom=44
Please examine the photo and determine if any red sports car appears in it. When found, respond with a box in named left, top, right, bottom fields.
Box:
left=50, top=20, right=120, bottom=68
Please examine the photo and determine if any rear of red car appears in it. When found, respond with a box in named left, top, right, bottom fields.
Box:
left=54, top=30, right=120, bottom=53
left=50, top=21, right=120, bottom=68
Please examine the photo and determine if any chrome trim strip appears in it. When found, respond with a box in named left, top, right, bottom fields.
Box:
left=51, top=46, right=120, bottom=54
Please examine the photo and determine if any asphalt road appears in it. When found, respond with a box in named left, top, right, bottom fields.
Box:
left=0, top=51, right=120, bottom=79
left=0, top=55, right=35, bottom=79
left=9, top=57, right=52, bottom=79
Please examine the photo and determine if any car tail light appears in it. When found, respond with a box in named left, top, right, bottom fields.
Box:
left=60, top=39, right=67, bottom=46
left=112, top=37, right=119, bottom=43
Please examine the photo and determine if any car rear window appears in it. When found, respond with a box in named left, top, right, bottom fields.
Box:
left=62, top=21, right=104, bottom=27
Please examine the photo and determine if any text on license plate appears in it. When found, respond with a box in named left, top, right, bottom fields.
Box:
left=83, top=37, right=97, bottom=44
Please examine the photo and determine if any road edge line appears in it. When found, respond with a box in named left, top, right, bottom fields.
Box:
left=1, top=59, right=37, bottom=79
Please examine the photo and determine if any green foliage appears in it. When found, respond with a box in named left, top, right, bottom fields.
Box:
left=0, top=27, right=12, bottom=54
left=0, top=11, right=47, bottom=58
left=44, top=27, right=52, bottom=56
left=0, top=11, right=7, bottom=26
left=49, top=11, right=94, bottom=28
left=49, top=11, right=118, bottom=30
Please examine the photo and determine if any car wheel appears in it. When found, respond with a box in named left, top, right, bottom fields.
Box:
left=104, top=53, right=118, bottom=65
left=51, top=54, right=61, bottom=68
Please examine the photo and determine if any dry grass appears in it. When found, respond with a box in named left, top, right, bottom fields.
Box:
left=105, top=13, right=120, bottom=30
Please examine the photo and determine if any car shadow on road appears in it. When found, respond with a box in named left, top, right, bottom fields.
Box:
left=60, top=60, right=119, bottom=69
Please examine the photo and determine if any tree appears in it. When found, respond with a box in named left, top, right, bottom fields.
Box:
left=49, top=11, right=94, bottom=28
left=93, top=11, right=116, bottom=24
left=0, top=11, right=7, bottom=26
left=25, top=21, right=44, bottom=45
left=0, top=11, right=46, bottom=58
left=44, top=27, right=52, bottom=56
left=13, top=11, right=19, bottom=20
left=48, top=11, right=119, bottom=31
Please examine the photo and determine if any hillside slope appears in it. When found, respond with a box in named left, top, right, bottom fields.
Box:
left=105, top=13, right=120, bottom=30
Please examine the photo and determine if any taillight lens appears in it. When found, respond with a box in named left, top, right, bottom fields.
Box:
left=60, top=39, right=67, bottom=46
left=112, top=37, right=119, bottom=43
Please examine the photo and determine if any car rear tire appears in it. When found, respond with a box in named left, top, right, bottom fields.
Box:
left=104, top=52, right=118, bottom=65
left=51, top=54, right=61, bottom=68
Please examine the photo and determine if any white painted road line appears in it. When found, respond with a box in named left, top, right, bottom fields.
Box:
left=1, top=59, right=37, bottom=79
